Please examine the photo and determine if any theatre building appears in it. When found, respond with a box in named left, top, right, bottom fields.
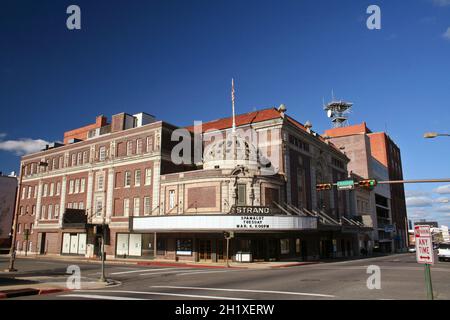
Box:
left=15, top=106, right=371, bottom=263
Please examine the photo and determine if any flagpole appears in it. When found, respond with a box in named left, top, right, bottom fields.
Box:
left=231, top=78, right=236, bottom=133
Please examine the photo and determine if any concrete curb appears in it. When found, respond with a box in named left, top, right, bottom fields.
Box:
left=0, top=287, right=72, bottom=299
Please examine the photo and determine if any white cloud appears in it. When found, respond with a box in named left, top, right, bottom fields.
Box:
left=432, top=0, right=450, bottom=6
left=443, top=27, right=450, bottom=40
left=436, top=205, right=450, bottom=213
left=434, top=184, right=450, bottom=194
left=405, top=190, right=430, bottom=197
left=434, top=197, right=450, bottom=204
left=0, top=133, right=6, bottom=139
left=0, top=138, right=50, bottom=156
left=406, top=196, right=433, bottom=207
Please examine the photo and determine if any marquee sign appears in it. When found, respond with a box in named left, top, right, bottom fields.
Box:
left=230, top=206, right=273, bottom=215
left=131, top=214, right=317, bottom=232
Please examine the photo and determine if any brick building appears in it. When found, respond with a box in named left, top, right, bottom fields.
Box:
left=14, top=107, right=371, bottom=262
left=324, top=122, right=408, bottom=253
left=0, top=173, right=17, bottom=250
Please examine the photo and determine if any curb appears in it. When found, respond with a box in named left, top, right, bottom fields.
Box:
left=0, top=287, right=71, bottom=299
left=135, top=261, right=245, bottom=269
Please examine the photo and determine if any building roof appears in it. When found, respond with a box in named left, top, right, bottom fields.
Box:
left=323, top=122, right=372, bottom=138
left=185, top=107, right=282, bottom=133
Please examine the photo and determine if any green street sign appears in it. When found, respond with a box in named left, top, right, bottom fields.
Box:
left=337, top=180, right=355, bottom=191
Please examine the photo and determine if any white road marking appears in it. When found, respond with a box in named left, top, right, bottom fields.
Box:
left=151, top=285, right=335, bottom=298
left=74, top=290, right=249, bottom=300
left=110, top=267, right=191, bottom=275
left=61, top=294, right=147, bottom=300
left=139, top=269, right=199, bottom=276
left=176, top=270, right=241, bottom=276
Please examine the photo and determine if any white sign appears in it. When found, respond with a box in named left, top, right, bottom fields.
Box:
left=415, top=225, right=434, bottom=265
left=132, top=215, right=318, bottom=232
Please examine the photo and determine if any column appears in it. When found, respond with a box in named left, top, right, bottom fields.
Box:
left=34, top=180, right=43, bottom=226
left=105, top=167, right=114, bottom=223
left=152, top=160, right=160, bottom=215
left=85, top=170, right=94, bottom=218
left=58, top=176, right=67, bottom=227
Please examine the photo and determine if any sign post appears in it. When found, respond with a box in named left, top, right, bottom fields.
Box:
left=414, top=225, right=434, bottom=300
left=224, top=231, right=234, bottom=268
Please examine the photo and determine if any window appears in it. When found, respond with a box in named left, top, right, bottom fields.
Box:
left=136, top=139, right=143, bottom=154
left=75, top=179, right=80, bottom=194
left=59, top=156, right=63, bottom=169
left=77, top=152, right=82, bottom=165
left=56, top=182, right=61, bottom=196
left=78, top=202, right=84, bottom=210
left=99, top=146, right=106, bottom=161
left=32, top=205, right=36, bottom=216
left=71, top=154, right=76, bottom=166
left=95, top=197, right=103, bottom=217
left=67, top=203, right=73, bottom=209
left=41, top=205, right=46, bottom=220
left=146, top=136, right=153, bottom=153
left=237, top=184, right=247, bottom=206
left=125, top=171, right=131, bottom=187
left=73, top=202, right=78, bottom=209
left=69, top=180, right=74, bottom=194
left=49, top=183, right=54, bottom=196
left=145, top=168, right=152, bottom=185
left=280, top=239, right=290, bottom=255
left=127, top=141, right=133, bottom=156
left=34, top=186, right=37, bottom=198
left=52, top=158, right=57, bottom=170
left=30, top=223, right=34, bottom=234
left=135, top=169, right=141, bottom=187
left=169, top=190, right=176, bottom=210
left=124, top=198, right=130, bottom=217
left=176, top=239, right=193, bottom=256
left=43, top=184, right=48, bottom=197
left=83, top=151, right=88, bottom=164
left=48, top=204, right=53, bottom=219
left=19, top=206, right=24, bottom=216
left=18, top=224, right=21, bottom=234
left=133, top=198, right=140, bottom=216
left=144, top=197, right=151, bottom=215
left=97, top=173, right=104, bottom=191
left=27, top=186, right=32, bottom=199
left=80, top=179, right=85, bottom=193
left=54, top=204, right=59, bottom=218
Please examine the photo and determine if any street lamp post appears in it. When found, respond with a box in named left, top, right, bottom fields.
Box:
left=424, top=132, right=450, bottom=139
left=4, top=161, right=48, bottom=272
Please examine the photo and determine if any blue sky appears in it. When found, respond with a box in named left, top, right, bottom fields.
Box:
left=1, top=0, right=449, bottom=225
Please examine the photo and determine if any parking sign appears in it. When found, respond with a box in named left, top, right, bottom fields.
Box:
left=414, top=225, right=434, bottom=265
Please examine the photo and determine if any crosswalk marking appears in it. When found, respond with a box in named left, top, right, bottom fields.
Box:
left=62, top=294, right=148, bottom=300
left=151, top=285, right=335, bottom=298
left=109, top=267, right=192, bottom=275
left=74, top=290, right=250, bottom=300
left=176, top=270, right=240, bottom=276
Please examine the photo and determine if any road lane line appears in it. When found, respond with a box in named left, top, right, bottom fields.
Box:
left=110, top=267, right=191, bottom=275
left=61, top=294, right=147, bottom=300
left=151, top=285, right=335, bottom=298
left=74, top=290, right=249, bottom=300
left=177, top=270, right=242, bottom=276
left=139, top=269, right=199, bottom=276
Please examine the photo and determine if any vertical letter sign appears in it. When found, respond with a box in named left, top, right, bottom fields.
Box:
left=415, top=225, right=434, bottom=265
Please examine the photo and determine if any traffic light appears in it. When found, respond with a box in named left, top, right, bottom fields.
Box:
left=316, top=183, right=332, bottom=191
left=358, top=179, right=377, bottom=190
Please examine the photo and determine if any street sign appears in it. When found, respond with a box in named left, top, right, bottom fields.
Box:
left=415, top=225, right=434, bottom=265
left=336, top=180, right=355, bottom=191
left=384, top=225, right=395, bottom=233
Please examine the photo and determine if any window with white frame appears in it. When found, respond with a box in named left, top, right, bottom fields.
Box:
left=95, top=197, right=103, bottom=216
left=97, top=173, right=104, bottom=191
left=50, top=183, right=54, bottom=196
left=124, top=198, right=130, bottom=217
left=135, top=169, right=141, bottom=187
left=27, top=186, right=32, bottom=199
left=19, top=206, right=24, bottom=215
left=133, top=197, right=140, bottom=216
left=77, top=152, right=82, bottom=165
left=73, top=202, right=78, bottom=209
left=34, top=186, right=37, bottom=198
left=43, top=184, right=48, bottom=197
left=146, top=136, right=153, bottom=153
left=67, top=203, right=73, bottom=209
left=79, top=202, right=84, bottom=210
left=69, top=180, right=74, bottom=194
left=18, top=224, right=21, bottom=234
left=59, top=156, right=63, bottom=169
left=21, top=187, right=26, bottom=199
left=52, top=158, right=57, bottom=170
left=75, top=179, right=80, bottom=194
left=145, top=168, right=152, bottom=185
left=54, top=204, right=59, bottom=218
left=41, top=205, right=46, bottom=220
left=144, top=197, right=151, bottom=215
left=48, top=204, right=53, bottom=219
left=56, top=182, right=61, bottom=196
left=71, top=154, right=76, bottom=166
left=136, top=139, right=143, bottom=154
left=99, top=146, right=106, bottom=161
left=83, top=151, right=88, bottom=164
left=169, top=190, right=176, bottom=210
left=125, top=171, right=131, bottom=187
left=32, top=205, right=36, bottom=216
left=127, top=141, right=133, bottom=156
left=80, top=179, right=85, bottom=193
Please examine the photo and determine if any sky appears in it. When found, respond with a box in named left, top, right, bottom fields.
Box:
left=0, top=0, right=449, bottom=226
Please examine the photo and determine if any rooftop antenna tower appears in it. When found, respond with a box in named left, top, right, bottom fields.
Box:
left=323, top=90, right=353, bottom=128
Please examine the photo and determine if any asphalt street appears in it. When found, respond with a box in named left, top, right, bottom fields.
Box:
left=1, top=253, right=449, bottom=300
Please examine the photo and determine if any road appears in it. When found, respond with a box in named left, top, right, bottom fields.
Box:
left=1, top=253, right=450, bottom=300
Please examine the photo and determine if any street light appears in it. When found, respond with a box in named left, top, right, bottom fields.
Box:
left=424, top=132, right=450, bottom=139
left=4, top=161, right=48, bottom=272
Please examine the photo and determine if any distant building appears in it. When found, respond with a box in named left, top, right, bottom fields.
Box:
left=414, top=220, right=439, bottom=228
left=324, top=122, right=408, bottom=253
left=0, top=173, right=18, bottom=249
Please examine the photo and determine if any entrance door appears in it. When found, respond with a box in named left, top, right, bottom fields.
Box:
left=69, top=234, right=78, bottom=254
left=39, top=233, right=46, bottom=255
left=216, top=239, right=226, bottom=262
left=129, top=234, right=142, bottom=257
left=62, top=233, right=71, bottom=254
left=198, top=239, right=212, bottom=261
left=78, top=234, right=87, bottom=255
